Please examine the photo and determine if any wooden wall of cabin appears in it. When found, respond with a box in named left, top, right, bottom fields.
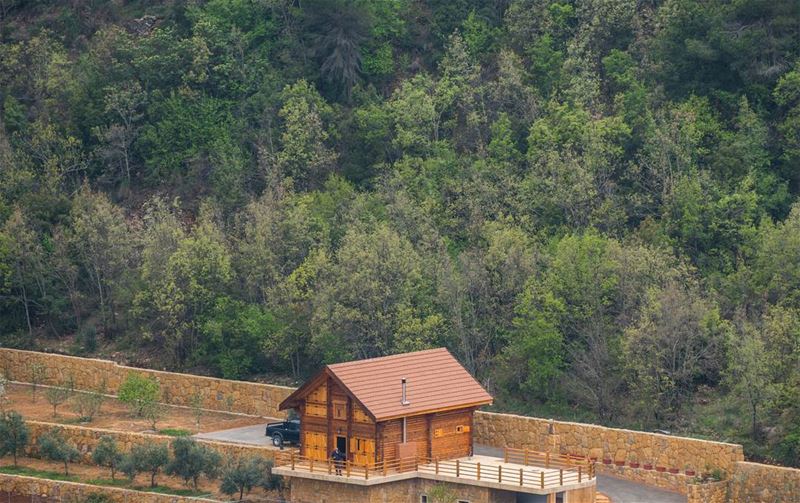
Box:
left=379, top=415, right=431, bottom=464
left=378, top=409, right=474, bottom=464
left=431, top=408, right=473, bottom=459
left=297, top=377, right=377, bottom=465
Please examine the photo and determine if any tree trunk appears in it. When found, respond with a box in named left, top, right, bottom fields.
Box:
left=239, top=486, right=244, bottom=501
left=151, top=471, right=156, bottom=487
left=21, top=282, right=32, bottom=336
left=64, top=460, right=69, bottom=476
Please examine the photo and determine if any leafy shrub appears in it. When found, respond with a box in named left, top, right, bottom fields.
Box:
left=0, top=411, right=29, bottom=467
left=117, top=373, right=160, bottom=417
left=37, top=428, right=80, bottom=475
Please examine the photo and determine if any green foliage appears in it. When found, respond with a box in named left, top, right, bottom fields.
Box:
left=1, top=0, right=800, bottom=467
left=71, top=387, right=105, bottom=423
left=166, top=437, right=221, bottom=490
left=37, top=428, right=80, bottom=475
left=45, top=383, right=72, bottom=418
left=219, top=456, right=268, bottom=501
left=117, top=373, right=160, bottom=417
left=0, top=411, right=29, bottom=466
left=92, top=435, right=122, bottom=480
left=124, top=442, right=169, bottom=488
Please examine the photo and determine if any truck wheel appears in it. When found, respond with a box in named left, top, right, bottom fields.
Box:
left=272, top=433, right=284, bottom=448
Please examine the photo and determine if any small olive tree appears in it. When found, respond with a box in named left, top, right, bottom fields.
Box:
left=72, top=387, right=106, bottom=423
left=220, top=457, right=266, bottom=501
left=92, top=435, right=123, bottom=480
left=45, top=384, right=72, bottom=418
left=0, top=411, right=29, bottom=466
left=127, top=442, right=169, bottom=487
left=38, top=428, right=80, bottom=475
left=166, top=437, right=221, bottom=490
left=29, top=363, right=46, bottom=403
left=118, top=373, right=160, bottom=417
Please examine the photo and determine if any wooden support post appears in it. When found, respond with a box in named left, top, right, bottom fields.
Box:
left=456, top=460, right=460, bottom=478
left=519, top=468, right=523, bottom=486
left=504, top=447, right=508, bottom=463
left=435, top=459, right=439, bottom=475
left=477, top=463, right=481, bottom=481
left=524, top=448, right=529, bottom=465
left=546, top=452, right=550, bottom=468
left=310, top=458, right=314, bottom=473
left=540, top=471, right=545, bottom=489
left=578, top=466, right=582, bottom=483
left=328, top=461, right=332, bottom=475
left=365, top=465, right=369, bottom=480
left=498, top=465, right=502, bottom=483
left=560, top=468, right=563, bottom=485
left=346, top=461, right=351, bottom=478
left=290, top=452, right=295, bottom=470
left=383, top=460, right=387, bottom=477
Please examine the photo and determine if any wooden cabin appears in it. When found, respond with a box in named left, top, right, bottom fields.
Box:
left=279, top=348, right=493, bottom=468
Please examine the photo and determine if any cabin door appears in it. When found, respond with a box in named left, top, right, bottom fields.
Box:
left=349, top=437, right=375, bottom=467
left=304, top=431, right=327, bottom=462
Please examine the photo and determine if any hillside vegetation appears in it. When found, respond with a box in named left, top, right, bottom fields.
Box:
left=1, top=0, right=799, bottom=465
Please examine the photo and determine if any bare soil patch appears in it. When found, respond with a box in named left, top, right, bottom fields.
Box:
left=2, top=383, right=268, bottom=434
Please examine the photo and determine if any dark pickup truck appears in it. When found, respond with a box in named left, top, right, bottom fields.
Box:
left=266, top=419, right=300, bottom=448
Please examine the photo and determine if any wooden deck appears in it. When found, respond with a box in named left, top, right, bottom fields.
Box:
left=273, top=447, right=596, bottom=495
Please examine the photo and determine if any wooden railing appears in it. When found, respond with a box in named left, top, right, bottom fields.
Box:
left=416, top=458, right=591, bottom=489
left=504, top=447, right=595, bottom=476
left=274, top=447, right=595, bottom=490
left=274, top=451, right=421, bottom=481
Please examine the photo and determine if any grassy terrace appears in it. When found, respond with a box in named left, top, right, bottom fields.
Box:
left=0, top=465, right=212, bottom=499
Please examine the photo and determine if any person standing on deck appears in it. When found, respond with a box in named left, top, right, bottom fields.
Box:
left=331, top=446, right=345, bottom=475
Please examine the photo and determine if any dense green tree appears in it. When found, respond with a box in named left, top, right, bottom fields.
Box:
left=166, top=437, right=221, bottom=490
left=2, top=0, right=800, bottom=466
left=37, top=428, right=80, bottom=475
left=92, top=435, right=123, bottom=480
left=0, top=411, right=28, bottom=467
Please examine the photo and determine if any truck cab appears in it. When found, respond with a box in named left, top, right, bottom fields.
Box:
left=266, top=419, right=300, bottom=447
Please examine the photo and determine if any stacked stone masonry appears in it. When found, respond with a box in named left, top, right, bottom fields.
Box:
left=289, top=477, right=519, bottom=503
left=473, top=411, right=744, bottom=475
left=0, top=348, right=294, bottom=417
left=0, top=473, right=216, bottom=503
left=687, top=480, right=729, bottom=503
left=730, top=462, right=800, bottom=503
left=597, top=463, right=688, bottom=494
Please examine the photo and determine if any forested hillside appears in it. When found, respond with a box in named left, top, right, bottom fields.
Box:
left=1, top=0, right=799, bottom=465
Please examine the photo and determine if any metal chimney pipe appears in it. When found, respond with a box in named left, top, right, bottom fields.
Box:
left=401, top=378, right=410, bottom=406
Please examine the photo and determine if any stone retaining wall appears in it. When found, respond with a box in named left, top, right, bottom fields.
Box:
left=596, top=464, right=687, bottom=494
left=0, top=473, right=217, bottom=503
left=0, top=348, right=293, bottom=417
left=687, top=480, right=729, bottom=503
left=474, top=411, right=744, bottom=475
left=25, top=420, right=278, bottom=464
left=730, top=461, right=800, bottom=503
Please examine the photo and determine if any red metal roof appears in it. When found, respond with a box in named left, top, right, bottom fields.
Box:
left=280, top=348, right=493, bottom=421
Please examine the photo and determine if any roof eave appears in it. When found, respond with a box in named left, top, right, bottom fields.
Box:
left=374, top=399, right=494, bottom=422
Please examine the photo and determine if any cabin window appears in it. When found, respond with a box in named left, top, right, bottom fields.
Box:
left=420, top=496, right=428, bottom=503
left=434, top=428, right=443, bottom=438
left=333, top=401, right=347, bottom=420
left=456, top=425, right=470, bottom=433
